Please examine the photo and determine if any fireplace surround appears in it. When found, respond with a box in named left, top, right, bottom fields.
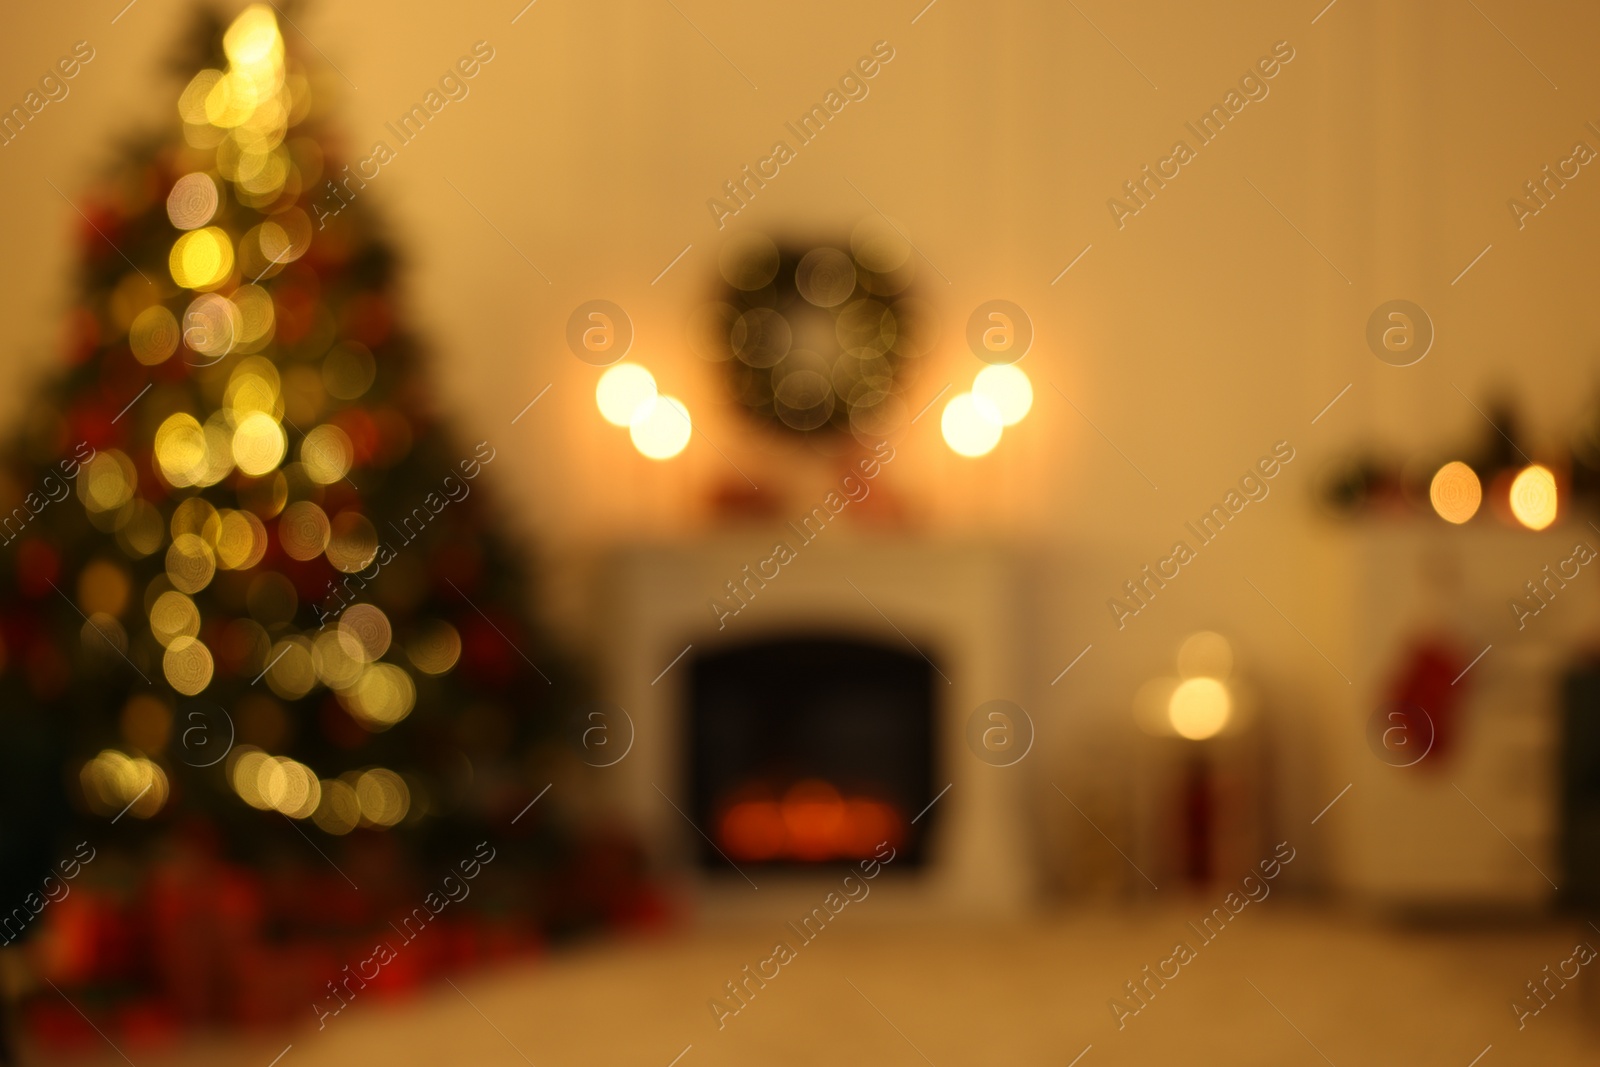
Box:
left=594, top=534, right=1036, bottom=915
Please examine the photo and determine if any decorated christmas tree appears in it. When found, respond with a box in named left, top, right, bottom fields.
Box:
left=0, top=5, right=633, bottom=1036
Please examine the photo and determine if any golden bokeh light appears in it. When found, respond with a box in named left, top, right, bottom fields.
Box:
left=171, top=497, right=221, bottom=543
left=182, top=294, right=242, bottom=360
left=197, top=413, right=238, bottom=486
left=166, top=533, right=218, bottom=594
left=339, top=603, right=393, bottom=662
left=406, top=622, right=462, bottom=676
left=169, top=226, right=235, bottom=290
left=182, top=119, right=226, bottom=152
left=130, top=305, right=181, bottom=365
left=312, top=777, right=361, bottom=835
left=231, top=284, right=277, bottom=350
left=216, top=509, right=268, bottom=570
left=256, top=209, right=312, bottom=266
left=228, top=746, right=270, bottom=808
left=163, top=636, right=215, bottom=696
left=155, top=413, right=209, bottom=487
left=313, top=629, right=365, bottom=691
left=972, top=363, right=1034, bottom=427
left=232, top=411, right=287, bottom=476
left=1168, top=677, right=1232, bottom=741
left=236, top=147, right=290, bottom=201
left=941, top=392, right=1002, bottom=457
left=326, top=511, right=379, bottom=573
left=80, top=750, right=168, bottom=819
left=1428, top=461, right=1482, bottom=524
left=264, top=637, right=317, bottom=700
left=225, top=747, right=322, bottom=820
left=178, top=69, right=225, bottom=125
left=343, top=663, right=416, bottom=730
left=278, top=500, right=330, bottom=560
left=629, top=395, right=692, bottom=460
left=258, top=756, right=321, bottom=819
left=597, top=363, right=657, bottom=426
left=78, top=450, right=137, bottom=513
left=354, top=767, right=410, bottom=826
left=223, top=5, right=285, bottom=69
left=205, top=69, right=263, bottom=128
left=1509, top=464, right=1558, bottom=531
left=227, top=362, right=282, bottom=419
left=167, top=173, right=219, bottom=230
left=301, top=424, right=353, bottom=484
left=150, top=590, right=201, bottom=647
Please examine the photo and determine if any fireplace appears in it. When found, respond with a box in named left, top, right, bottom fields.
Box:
left=688, top=636, right=937, bottom=869
left=594, top=534, right=1037, bottom=914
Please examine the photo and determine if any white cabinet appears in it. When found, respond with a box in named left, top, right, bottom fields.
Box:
left=1332, top=524, right=1590, bottom=911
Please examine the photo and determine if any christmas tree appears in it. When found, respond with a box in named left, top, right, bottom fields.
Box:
left=0, top=7, right=617, bottom=1030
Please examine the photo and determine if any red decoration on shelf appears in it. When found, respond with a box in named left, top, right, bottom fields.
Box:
left=1387, top=636, right=1471, bottom=767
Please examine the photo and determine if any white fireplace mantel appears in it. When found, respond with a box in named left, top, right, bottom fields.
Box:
left=591, top=533, right=1037, bottom=915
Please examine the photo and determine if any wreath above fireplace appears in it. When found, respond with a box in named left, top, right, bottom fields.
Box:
left=693, top=223, right=938, bottom=442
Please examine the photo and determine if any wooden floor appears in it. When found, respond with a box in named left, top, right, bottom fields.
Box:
left=44, top=902, right=1600, bottom=1066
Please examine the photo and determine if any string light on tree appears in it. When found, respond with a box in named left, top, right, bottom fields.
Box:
left=0, top=3, right=568, bottom=853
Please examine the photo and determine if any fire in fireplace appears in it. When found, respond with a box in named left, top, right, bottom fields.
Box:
left=687, top=635, right=938, bottom=869
left=717, top=779, right=904, bottom=862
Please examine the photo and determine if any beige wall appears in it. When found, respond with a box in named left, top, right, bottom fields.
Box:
left=2, top=0, right=1596, bottom=873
